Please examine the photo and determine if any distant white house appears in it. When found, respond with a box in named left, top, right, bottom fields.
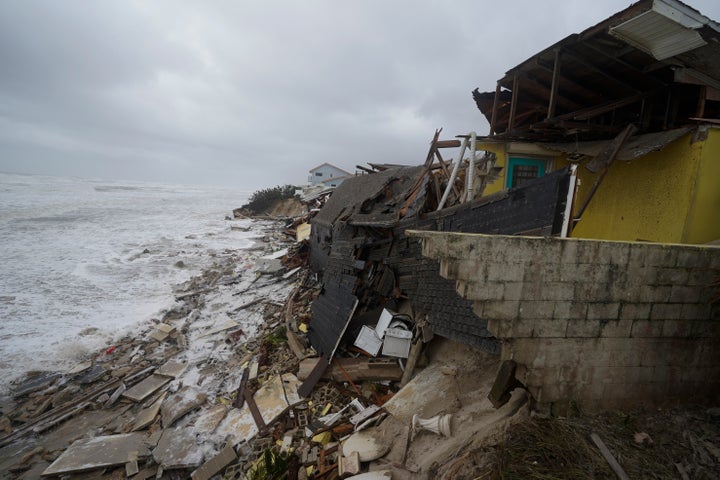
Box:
left=308, top=162, right=352, bottom=187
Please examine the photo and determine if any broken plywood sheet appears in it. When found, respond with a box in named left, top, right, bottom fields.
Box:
left=214, top=373, right=302, bottom=445
left=132, top=392, right=167, bottom=432
left=156, top=358, right=187, bottom=378
left=256, top=373, right=302, bottom=425
left=161, top=386, right=207, bottom=428
left=193, top=405, right=228, bottom=435
left=153, top=427, right=203, bottom=470
left=122, top=374, right=171, bottom=402
left=42, top=432, right=151, bottom=476
left=214, top=407, right=257, bottom=446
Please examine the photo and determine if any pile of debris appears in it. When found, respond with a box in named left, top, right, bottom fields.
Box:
left=0, top=209, right=475, bottom=480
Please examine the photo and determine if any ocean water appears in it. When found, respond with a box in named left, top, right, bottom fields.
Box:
left=0, top=172, right=255, bottom=391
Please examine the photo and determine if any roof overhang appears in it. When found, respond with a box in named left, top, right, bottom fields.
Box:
left=609, top=0, right=719, bottom=60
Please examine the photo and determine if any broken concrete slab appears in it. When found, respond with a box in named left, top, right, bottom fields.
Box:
left=190, top=443, right=236, bottom=480
left=161, top=386, right=207, bottom=428
left=42, top=432, right=151, bottom=476
left=153, top=427, right=204, bottom=470
left=193, top=405, right=228, bottom=434
left=197, top=319, right=240, bottom=339
left=149, top=323, right=176, bottom=342
left=339, top=450, right=361, bottom=477
left=132, top=392, right=167, bottom=432
left=155, top=358, right=187, bottom=378
left=255, top=258, right=284, bottom=275
left=214, top=406, right=257, bottom=446
left=215, top=373, right=302, bottom=446
left=122, top=374, right=171, bottom=403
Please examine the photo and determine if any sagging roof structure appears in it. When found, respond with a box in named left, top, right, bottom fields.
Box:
left=473, top=0, right=720, bottom=142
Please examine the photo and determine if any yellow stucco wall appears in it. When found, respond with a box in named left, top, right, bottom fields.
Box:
left=683, top=128, right=720, bottom=244
left=478, top=128, right=720, bottom=244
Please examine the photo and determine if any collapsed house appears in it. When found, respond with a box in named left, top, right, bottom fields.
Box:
left=307, top=0, right=720, bottom=410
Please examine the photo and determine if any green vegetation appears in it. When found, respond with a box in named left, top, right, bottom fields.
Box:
left=240, top=185, right=299, bottom=215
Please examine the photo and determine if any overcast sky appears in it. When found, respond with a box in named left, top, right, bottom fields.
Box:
left=2, top=1, right=720, bottom=189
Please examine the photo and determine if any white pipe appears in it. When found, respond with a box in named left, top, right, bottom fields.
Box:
left=466, top=132, right=477, bottom=202
left=437, top=136, right=469, bottom=211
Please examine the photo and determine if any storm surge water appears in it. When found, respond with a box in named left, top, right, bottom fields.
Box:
left=0, top=172, right=255, bottom=391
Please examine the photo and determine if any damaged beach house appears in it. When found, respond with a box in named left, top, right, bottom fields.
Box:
left=305, top=0, right=720, bottom=412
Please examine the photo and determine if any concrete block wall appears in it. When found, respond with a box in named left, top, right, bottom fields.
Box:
left=409, top=230, right=720, bottom=409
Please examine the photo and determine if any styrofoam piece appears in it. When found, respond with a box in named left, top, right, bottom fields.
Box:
left=353, top=325, right=382, bottom=356
left=381, top=328, right=412, bottom=358
left=374, top=309, right=395, bottom=338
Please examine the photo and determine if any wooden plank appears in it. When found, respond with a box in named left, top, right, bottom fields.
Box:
left=297, top=356, right=330, bottom=398
left=191, top=443, right=237, bottom=480
left=244, top=387, right=268, bottom=435
left=233, top=368, right=249, bottom=409
left=590, top=433, right=629, bottom=480
left=490, top=82, right=501, bottom=135
left=547, top=49, right=561, bottom=119
left=286, top=329, right=306, bottom=359
left=508, top=75, right=519, bottom=133
left=576, top=124, right=637, bottom=219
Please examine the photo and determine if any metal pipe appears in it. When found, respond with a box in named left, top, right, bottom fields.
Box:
left=437, top=136, right=469, bottom=211
left=466, top=132, right=477, bottom=202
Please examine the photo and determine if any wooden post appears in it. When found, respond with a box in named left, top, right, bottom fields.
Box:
left=547, top=49, right=561, bottom=119
left=508, top=75, right=519, bottom=133
left=489, top=82, right=501, bottom=135
left=575, top=124, right=637, bottom=220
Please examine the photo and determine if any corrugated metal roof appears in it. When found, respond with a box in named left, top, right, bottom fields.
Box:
left=610, top=7, right=706, bottom=60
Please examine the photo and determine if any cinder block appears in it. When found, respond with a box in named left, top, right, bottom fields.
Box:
left=661, top=318, right=690, bottom=338
left=644, top=246, right=678, bottom=268
left=506, top=318, right=536, bottom=338
left=599, top=319, right=633, bottom=338
left=559, top=239, right=580, bottom=265
left=553, top=301, right=588, bottom=321
left=691, top=320, right=720, bottom=337
left=461, top=281, right=505, bottom=301
left=576, top=282, right=616, bottom=303
left=539, top=282, right=575, bottom=301
left=523, top=261, right=561, bottom=283
left=503, top=282, right=524, bottom=301
left=675, top=248, right=702, bottom=268
left=654, top=267, right=689, bottom=286
left=606, top=348, right=642, bottom=367
left=628, top=244, right=647, bottom=269
left=533, top=319, right=568, bottom=338
left=631, top=319, right=663, bottom=338
left=619, top=303, right=651, bottom=321
left=519, top=301, right=555, bottom=320
left=650, top=303, right=682, bottom=321
left=439, top=259, right=459, bottom=279
left=565, top=320, right=601, bottom=338
left=457, top=260, right=486, bottom=280
left=679, top=302, right=711, bottom=320
left=587, top=303, right=620, bottom=321
left=487, top=261, right=525, bottom=282
left=482, top=300, right=520, bottom=320
left=575, top=240, right=600, bottom=264
left=687, top=267, right=716, bottom=286
left=639, top=285, right=672, bottom=303
left=669, top=285, right=701, bottom=303
left=598, top=241, right=630, bottom=266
